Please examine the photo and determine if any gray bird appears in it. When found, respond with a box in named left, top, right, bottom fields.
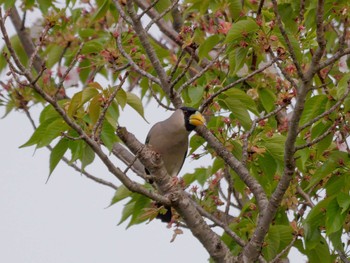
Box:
left=145, top=106, right=205, bottom=222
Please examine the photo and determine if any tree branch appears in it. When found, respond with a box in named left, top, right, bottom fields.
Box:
left=242, top=1, right=327, bottom=261
left=298, top=82, right=350, bottom=133
left=200, top=57, right=278, bottom=112
left=9, top=6, right=43, bottom=73
left=270, top=0, right=304, bottom=80
left=124, top=0, right=182, bottom=108
left=195, top=126, right=268, bottom=212
left=0, top=9, right=169, bottom=206
left=116, top=126, right=237, bottom=263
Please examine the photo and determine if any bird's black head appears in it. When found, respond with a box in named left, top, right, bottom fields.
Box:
left=180, top=106, right=205, bottom=131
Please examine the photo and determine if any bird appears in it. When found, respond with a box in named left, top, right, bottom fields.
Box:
left=145, top=106, right=205, bottom=222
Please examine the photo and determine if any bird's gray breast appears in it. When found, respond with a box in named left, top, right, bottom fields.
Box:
left=146, top=122, right=189, bottom=177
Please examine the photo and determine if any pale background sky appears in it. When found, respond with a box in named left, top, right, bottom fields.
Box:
left=0, top=3, right=304, bottom=262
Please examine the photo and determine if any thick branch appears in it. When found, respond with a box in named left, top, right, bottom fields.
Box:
left=0, top=10, right=169, bottom=206
left=242, top=1, right=327, bottom=261
left=117, top=126, right=237, bottom=263
left=195, top=126, right=268, bottom=211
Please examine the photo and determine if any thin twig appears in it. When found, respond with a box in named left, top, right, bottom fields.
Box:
left=296, top=185, right=314, bottom=208
left=148, top=80, right=176, bottom=111
left=223, top=166, right=233, bottom=216
left=170, top=54, right=195, bottom=91
left=242, top=104, right=287, bottom=164
left=177, top=45, right=226, bottom=95
left=268, top=49, right=298, bottom=90
left=200, top=57, right=278, bottom=112
left=295, top=123, right=335, bottom=151
left=144, top=0, right=180, bottom=32
left=270, top=235, right=298, bottom=263
left=56, top=42, right=84, bottom=94
left=191, top=198, right=246, bottom=247
left=271, top=0, right=304, bottom=80
left=28, top=23, right=51, bottom=70
left=92, top=72, right=129, bottom=140
left=298, top=82, right=350, bottom=132
left=115, top=19, right=162, bottom=86
left=124, top=0, right=182, bottom=107
left=137, top=0, right=160, bottom=20
left=169, top=48, right=186, bottom=82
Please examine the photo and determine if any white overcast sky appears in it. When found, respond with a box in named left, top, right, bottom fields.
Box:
left=0, top=3, right=304, bottom=263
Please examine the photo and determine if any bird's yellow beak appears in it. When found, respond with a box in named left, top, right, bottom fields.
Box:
left=189, top=111, right=206, bottom=127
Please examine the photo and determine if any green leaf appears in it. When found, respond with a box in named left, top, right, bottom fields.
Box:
left=307, top=151, right=349, bottom=190
left=39, top=119, right=69, bottom=148
left=100, top=121, right=117, bottom=151
left=183, top=167, right=210, bottom=186
left=198, top=35, right=222, bottom=60
left=224, top=88, right=259, bottom=115
left=91, top=0, right=110, bottom=22
left=307, top=236, right=332, bottom=263
left=40, top=103, right=61, bottom=123
left=264, top=225, right=293, bottom=261
left=189, top=134, right=206, bottom=154
left=20, top=117, right=68, bottom=148
left=45, top=45, right=65, bottom=68
left=233, top=47, right=249, bottom=75
left=88, top=95, right=101, bottom=125
left=337, top=192, right=350, bottom=214
left=225, top=18, right=259, bottom=43
left=116, top=88, right=127, bottom=109
left=68, top=92, right=83, bottom=117
left=1, top=0, right=15, bottom=9
left=82, top=39, right=105, bottom=54
left=336, top=73, right=350, bottom=99
left=37, top=0, right=52, bottom=14
left=81, top=143, right=95, bottom=170
left=82, top=86, right=100, bottom=104
left=127, top=194, right=151, bottom=228
left=221, top=98, right=251, bottom=130
left=228, top=0, right=242, bottom=20
left=68, top=87, right=99, bottom=116
left=69, top=139, right=84, bottom=163
left=126, top=92, right=147, bottom=122
left=299, top=95, right=328, bottom=126
left=118, top=201, right=135, bottom=226
left=49, top=138, right=69, bottom=176
left=258, top=88, right=276, bottom=112
left=258, top=134, right=286, bottom=164
left=188, top=85, right=204, bottom=105
left=110, top=185, right=132, bottom=206
left=326, top=198, right=347, bottom=235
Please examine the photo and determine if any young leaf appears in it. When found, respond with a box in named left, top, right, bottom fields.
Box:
left=220, top=98, right=252, bottom=130
left=81, top=143, right=95, bottom=170
left=110, top=185, right=132, bottom=206
left=126, top=92, right=148, bottom=122
left=49, top=138, right=69, bottom=176
left=258, top=88, right=276, bottom=112
left=198, top=35, right=222, bottom=60
left=299, top=95, right=328, bottom=126
left=225, top=19, right=259, bottom=43
left=116, top=88, right=127, bottom=109
left=88, top=95, right=101, bottom=125
left=101, top=121, right=118, bottom=151
left=326, top=198, right=347, bottom=235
